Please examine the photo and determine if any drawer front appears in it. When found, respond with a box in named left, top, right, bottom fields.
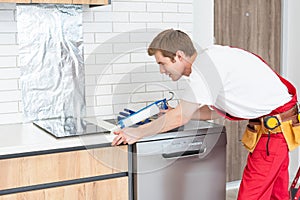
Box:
left=0, top=146, right=128, bottom=190
left=72, top=0, right=109, bottom=5
left=0, top=0, right=109, bottom=4
left=31, top=0, right=72, bottom=3
left=0, top=177, right=128, bottom=200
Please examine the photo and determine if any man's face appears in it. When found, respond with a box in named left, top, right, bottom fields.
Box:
left=154, top=51, right=185, bottom=81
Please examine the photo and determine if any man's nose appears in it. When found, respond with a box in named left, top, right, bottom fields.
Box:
left=159, top=65, right=166, bottom=73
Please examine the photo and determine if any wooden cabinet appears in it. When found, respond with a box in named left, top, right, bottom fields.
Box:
left=30, top=0, right=72, bottom=4
left=0, top=0, right=30, bottom=3
left=0, top=177, right=128, bottom=200
left=0, top=0, right=109, bottom=5
left=0, top=146, right=128, bottom=200
left=73, top=0, right=108, bottom=5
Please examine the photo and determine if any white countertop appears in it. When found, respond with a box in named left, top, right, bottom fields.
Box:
left=0, top=120, right=224, bottom=157
left=0, top=122, right=116, bottom=157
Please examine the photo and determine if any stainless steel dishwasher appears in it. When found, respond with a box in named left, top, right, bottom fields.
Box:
left=130, top=121, right=227, bottom=200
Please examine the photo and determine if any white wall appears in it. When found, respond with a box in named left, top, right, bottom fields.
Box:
left=83, top=0, right=193, bottom=119
left=281, top=0, right=300, bottom=180
left=193, top=0, right=214, bottom=48
left=0, top=4, right=21, bottom=124
left=0, top=0, right=193, bottom=124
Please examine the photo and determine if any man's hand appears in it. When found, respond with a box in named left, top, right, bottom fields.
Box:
left=111, top=100, right=201, bottom=146
left=111, top=128, right=141, bottom=146
left=157, top=103, right=174, bottom=117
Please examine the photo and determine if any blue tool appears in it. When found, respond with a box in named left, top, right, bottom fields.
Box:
left=117, top=98, right=170, bottom=128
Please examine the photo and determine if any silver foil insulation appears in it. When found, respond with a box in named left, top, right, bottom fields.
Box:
left=17, top=4, right=85, bottom=122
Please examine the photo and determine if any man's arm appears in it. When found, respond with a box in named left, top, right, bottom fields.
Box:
left=191, top=105, right=220, bottom=120
left=112, top=100, right=212, bottom=145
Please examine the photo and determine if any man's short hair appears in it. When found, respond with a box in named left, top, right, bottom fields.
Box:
left=148, top=29, right=196, bottom=60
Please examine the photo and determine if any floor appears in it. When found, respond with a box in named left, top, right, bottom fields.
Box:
left=226, top=181, right=240, bottom=200
left=226, top=188, right=239, bottom=200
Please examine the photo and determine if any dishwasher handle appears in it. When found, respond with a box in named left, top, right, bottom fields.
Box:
left=162, top=147, right=206, bottom=159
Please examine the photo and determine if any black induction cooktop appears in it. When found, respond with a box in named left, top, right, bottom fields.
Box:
left=33, top=117, right=109, bottom=138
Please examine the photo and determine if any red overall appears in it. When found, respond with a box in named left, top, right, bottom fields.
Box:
left=213, top=55, right=297, bottom=199
left=238, top=133, right=290, bottom=200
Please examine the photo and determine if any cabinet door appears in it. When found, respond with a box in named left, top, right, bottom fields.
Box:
left=214, top=0, right=281, bottom=72
left=72, top=0, right=109, bottom=5
left=214, top=0, right=282, bottom=181
left=0, top=177, right=128, bottom=200
left=30, top=0, right=72, bottom=3
left=0, top=146, right=128, bottom=190
left=0, top=0, right=109, bottom=4
left=0, top=0, right=30, bottom=3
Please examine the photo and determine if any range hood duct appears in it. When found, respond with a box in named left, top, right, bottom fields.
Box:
left=17, top=4, right=85, bottom=122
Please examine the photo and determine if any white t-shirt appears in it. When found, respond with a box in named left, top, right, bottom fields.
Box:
left=182, top=45, right=292, bottom=119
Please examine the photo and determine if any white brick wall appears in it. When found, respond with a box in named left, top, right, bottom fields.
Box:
left=0, top=0, right=192, bottom=124
left=84, top=0, right=192, bottom=119
left=0, top=3, right=23, bottom=124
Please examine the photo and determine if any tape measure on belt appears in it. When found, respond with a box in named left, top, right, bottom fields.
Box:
left=263, top=116, right=281, bottom=130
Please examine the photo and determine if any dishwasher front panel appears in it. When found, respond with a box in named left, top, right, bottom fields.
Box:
left=133, top=131, right=226, bottom=200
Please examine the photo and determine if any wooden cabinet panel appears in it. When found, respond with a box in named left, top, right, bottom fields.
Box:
left=223, top=120, right=248, bottom=182
left=0, top=177, right=128, bottom=200
left=214, top=0, right=281, bottom=72
left=73, top=0, right=108, bottom=5
left=0, top=0, right=109, bottom=4
left=0, top=146, right=128, bottom=190
left=31, top=0, right=72, bottom=4
left=0, top=0, right=30, bottom=2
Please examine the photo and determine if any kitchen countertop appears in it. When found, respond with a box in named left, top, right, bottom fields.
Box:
left=0, top=122, right=116, bottom=158
left=0, top=120, right=225, bottom=159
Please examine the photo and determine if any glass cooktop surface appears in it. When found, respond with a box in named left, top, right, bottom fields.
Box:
left=33, top=117, right=109, bottom=138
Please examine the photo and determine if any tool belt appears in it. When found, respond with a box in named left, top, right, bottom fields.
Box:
left=241, top=105, right=300, bottom=152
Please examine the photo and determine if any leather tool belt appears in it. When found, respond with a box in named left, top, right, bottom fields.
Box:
left=242, top=105, right=300, bottom=152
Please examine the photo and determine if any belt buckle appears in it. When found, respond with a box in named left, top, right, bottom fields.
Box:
left=263, top=115, right=281, bottom=130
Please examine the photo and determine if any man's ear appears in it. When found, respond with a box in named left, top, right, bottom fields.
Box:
left=175, top=50, right=185, bottom=61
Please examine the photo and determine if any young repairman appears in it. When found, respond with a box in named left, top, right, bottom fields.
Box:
left=112, top=29, right=300, bottom=200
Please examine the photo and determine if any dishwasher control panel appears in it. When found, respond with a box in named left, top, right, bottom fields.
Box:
left=162, top=135, right=206, bottom=158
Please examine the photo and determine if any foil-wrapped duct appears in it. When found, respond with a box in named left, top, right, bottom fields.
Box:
left=17, top=4, right=85, bottom=122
